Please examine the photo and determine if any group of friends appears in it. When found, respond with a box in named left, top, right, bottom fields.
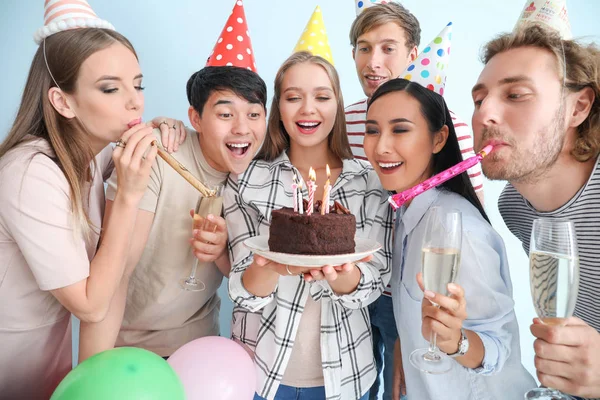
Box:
left=0, top=0, right=599, bottom=400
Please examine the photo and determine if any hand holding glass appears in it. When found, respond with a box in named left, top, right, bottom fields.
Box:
left=525, top=218, right=579, bottom=400
left=180, top=185, right=224, bottom=291
left=410, top=207, right=462, bottom=374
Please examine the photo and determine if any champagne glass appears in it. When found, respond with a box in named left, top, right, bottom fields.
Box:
left=525, top=218, right=579, bottom=400
left=179, top=185, right=224, bottom=291
left=410, top=206, right=462, bottom=374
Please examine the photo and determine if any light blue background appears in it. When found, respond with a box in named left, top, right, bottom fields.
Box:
left=1, top=0, right=599, bottom=379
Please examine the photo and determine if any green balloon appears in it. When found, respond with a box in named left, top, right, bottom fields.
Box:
left=51, top=347, right=185, bottom=400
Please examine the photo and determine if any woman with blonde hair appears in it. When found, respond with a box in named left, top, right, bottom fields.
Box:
left=224, top=51, right=393, bottom=400
left=0, top=5, right=166, bottom=397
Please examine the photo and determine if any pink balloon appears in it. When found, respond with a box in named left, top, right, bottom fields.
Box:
left=168, top=337, right=256, bottom=400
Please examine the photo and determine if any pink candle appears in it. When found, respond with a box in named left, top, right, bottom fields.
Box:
left=307, top=167, right=317, bottom=216
left=389, top=145, right=494, bottom=210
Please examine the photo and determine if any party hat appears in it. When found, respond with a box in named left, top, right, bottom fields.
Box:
left=34, top=0, right=115, bottom=44
left=293, top=6, right=334, bottom=65
left=514, top=0, right=571, bottom=39
left=206, top=0, right=257, bottom=71
left=355, top=0, right=393, bottom=16
left=400, top=22, right=452, bottom=96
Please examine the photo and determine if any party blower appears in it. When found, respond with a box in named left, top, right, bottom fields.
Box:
left=388, top=145, right=494, bottom=210
left=125, top=119, right=216, bottom=197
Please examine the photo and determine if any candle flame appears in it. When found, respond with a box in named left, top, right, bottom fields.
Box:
left=326, top=164, right=330, bottom=178
left=309, top=167, right=316, bottom=181
left=298, top=180, right=303, bottom=189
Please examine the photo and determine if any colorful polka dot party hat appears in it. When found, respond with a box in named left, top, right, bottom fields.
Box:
left=514, top=0, right=571, bottom=39
left=34, top=0, right=114, bottom=44
left=355, top=0, right=394, bottom=16
left=400, top=22, right=452, bottom=96
left=206, top=0, right=257, bottom=71
left=293, top=6, right=334, bottom=65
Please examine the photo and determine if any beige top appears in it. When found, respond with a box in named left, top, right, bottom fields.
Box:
left=106, top=129, right=228, bottom=356
left=0, top=137, right=112, bottom=399
left=281, top=295, right=325, bottom=388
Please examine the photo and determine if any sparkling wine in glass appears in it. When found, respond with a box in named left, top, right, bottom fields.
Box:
left=525, top=218, right=579, bottom=400
left=179, top=185, right=224, bottom=291
left=410, top=207, right=462, bottom=374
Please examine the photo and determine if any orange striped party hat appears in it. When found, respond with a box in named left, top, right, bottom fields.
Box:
left=34, top=0, right=114, bottom=44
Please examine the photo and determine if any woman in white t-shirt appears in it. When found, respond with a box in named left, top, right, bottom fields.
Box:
left=0, top=25, right=160, bottom=398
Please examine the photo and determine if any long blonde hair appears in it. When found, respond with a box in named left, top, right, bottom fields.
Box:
left=257, top=51, right=352, bottom=162
left=0, top=28, right=138, bottom=237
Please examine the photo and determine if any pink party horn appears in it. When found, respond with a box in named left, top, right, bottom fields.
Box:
left=388, top=145, right=494, bottom=210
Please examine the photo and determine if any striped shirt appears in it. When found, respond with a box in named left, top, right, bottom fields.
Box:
left=499, top=156, right=600, bottom=333
left=224, top=152, right=393, bottom=400
left=345, top=98, right=484, bottom=192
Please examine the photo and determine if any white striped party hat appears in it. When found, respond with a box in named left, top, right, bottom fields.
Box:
left=34, top=0, right=115, bottom=44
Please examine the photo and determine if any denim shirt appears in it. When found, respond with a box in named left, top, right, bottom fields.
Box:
left=391, top=188, right=536, bottom=400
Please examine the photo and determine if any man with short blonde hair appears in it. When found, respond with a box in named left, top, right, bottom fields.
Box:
left=472, top=24, right=600, bottom=400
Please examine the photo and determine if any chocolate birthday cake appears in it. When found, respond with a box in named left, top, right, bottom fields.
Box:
left=268, top=200, right=356, bottom=255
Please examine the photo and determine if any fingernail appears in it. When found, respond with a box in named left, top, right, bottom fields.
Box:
left=424, top=290, right=435, bottom=299
left=448, top=283, right=458, bottom=291
left=193, top=229, right=199, bottom=236
left=207, top=214, right=214, bottom=220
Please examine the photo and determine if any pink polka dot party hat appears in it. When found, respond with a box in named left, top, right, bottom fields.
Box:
left=206, top=0, right=257, bottom=72
left=400, top=22, right=452, bottom=96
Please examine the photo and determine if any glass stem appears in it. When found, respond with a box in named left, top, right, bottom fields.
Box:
left=428, top=331, right=439, bottom=354
left=188, top=259, right=199, bottom=280
left=428, top=303, right=441, bottom=354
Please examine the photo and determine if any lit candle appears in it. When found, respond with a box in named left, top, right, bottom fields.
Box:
left=292, top=173, right=298, bottom=213
left=321, top=164, right=331, bottom=215
left=297, top=180, right=304, bottom=214
left=307, top=167, right=317, bottom=216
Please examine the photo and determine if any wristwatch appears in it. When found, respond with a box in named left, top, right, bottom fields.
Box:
left=447, top=328, right=469, bottom=358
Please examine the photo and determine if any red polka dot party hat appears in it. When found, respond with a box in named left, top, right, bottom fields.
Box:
left=400, top=22, right=452, bottom=96
left=206, top=0, right=257, bottom=72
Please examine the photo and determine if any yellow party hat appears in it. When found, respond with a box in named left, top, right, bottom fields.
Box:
left=293, top=6, right=334, bottom=65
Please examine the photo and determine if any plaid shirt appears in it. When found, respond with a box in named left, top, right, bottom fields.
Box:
left=224, top=152, right=393, bottom=400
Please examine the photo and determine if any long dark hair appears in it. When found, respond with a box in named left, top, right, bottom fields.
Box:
left=368, top=78, right=489, bottom=222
